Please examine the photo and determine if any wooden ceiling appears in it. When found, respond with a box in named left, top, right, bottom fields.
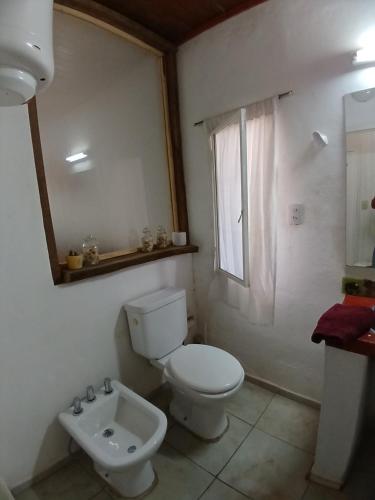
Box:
left=94, top=0, right=268, bottom=45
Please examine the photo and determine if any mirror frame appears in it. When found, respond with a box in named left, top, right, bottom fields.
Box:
left=28, top=1, right=196, bottom=285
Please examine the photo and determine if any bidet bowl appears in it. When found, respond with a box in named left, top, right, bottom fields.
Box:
left=59, top=381, right=167, bottom=473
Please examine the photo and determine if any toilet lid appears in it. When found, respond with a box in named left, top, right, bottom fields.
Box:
left=167, top=344, right=244, bottom=395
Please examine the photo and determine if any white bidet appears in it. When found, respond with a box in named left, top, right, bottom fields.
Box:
left=59, top=380, right=167, bottom=498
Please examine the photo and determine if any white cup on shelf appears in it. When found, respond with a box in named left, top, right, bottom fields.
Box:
left=172, top=232, right=187, bottom=246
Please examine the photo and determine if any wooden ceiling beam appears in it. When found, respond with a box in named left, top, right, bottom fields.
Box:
left=54, top=0, right=176, bottom=53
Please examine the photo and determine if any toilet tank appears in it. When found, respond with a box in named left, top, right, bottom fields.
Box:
left=124, top=288, right=187, bottom=360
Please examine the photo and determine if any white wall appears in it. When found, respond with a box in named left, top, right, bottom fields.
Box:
left=0, top=106, right=195, bottom=488
left=178, top=0, right=375, bottom=401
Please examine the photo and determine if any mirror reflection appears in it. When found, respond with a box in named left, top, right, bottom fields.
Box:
left=37, top=11, right=174, bottom=262
left=345, top=87, right=375, bottom=267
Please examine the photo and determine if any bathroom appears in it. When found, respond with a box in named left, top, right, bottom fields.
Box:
left=1, top=0, right=375, bottom=498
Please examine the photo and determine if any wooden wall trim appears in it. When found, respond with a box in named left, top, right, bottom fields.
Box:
left=55, top=0, right=176, bottom=53
left=160, top=58, right=179, bottom=231
left=163, top=52, right=189, bottom=240
left=28, top=98, right=62, bottom=284
left=29, top=4, right=192, bottom=284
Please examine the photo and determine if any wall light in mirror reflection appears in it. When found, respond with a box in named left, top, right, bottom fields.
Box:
left=65, top=151, right=93, bottom=174
left=354, top=48, right=375, bottom=65
left=354, top=28, right=375, bottom=65
left=65, top=152, right=87, bottom=163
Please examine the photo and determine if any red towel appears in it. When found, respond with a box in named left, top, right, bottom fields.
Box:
left=311, top=303, right=375, bottom=346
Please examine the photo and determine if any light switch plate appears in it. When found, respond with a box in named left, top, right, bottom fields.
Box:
left=289, top=204, right=304, bottom=225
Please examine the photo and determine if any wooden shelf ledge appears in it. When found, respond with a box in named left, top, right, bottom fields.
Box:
left=328, top=333, right=375, bottom=358
left=61, top=244, right=198, bottom=284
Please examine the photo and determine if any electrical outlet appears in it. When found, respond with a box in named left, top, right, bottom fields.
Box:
left=289, top=204, right=304, bottom=225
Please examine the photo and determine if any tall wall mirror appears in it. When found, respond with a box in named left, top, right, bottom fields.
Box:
left=30, top=5, right=195, bottom=284
left=345, top=87, right=375, bottom=267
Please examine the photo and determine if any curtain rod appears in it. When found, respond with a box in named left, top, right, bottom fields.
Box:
left=193, top=90, right=294, bottom=127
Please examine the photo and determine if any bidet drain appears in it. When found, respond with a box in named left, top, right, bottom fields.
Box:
left=127, top=445, right=137, bottom=453
left=102, top=428, right=114, bottom=438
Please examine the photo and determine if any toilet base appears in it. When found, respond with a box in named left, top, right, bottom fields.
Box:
left=94, top=460, right=156, bottom=498
left=169, top=390, right=229, bottom=441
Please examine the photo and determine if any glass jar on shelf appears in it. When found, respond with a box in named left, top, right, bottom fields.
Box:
left=141, top=227, right=154, bottom=252
left=156, top=225, right=168, bottom=249
left=82, top=234, right=99, bottom=265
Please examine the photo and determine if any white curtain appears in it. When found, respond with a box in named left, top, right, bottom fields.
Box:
left=206, top=97, right=278, bottom=325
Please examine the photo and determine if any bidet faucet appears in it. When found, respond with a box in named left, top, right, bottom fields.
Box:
left=86, top=385, right=96, bottom=402
left=72, top=397, right=83, bottom=415
left=104, top=377, right=113, bottom=394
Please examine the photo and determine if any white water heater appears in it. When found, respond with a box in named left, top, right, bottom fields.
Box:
left=0, top=0, right=54, bottom=106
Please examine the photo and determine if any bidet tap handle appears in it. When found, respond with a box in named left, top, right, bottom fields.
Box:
left=104, top=377, right=113, bottom=394
left=72, top=397, right=83, bottom=415
left=86, top=385, right=96, bottom=402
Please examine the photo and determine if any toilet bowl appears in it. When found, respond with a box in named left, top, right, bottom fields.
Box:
left=59, top=380, right=167, bottom=498
left=124, top=288, right=244, bottom=441
left=160, top=344, right=244, bottom=440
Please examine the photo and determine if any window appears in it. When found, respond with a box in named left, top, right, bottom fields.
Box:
left=208, top=97, right=277, bottom=323
left=212, top=109, right=249, bottom=286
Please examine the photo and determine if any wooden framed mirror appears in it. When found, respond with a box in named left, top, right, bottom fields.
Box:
left=29, top=1, right=197, bottom=285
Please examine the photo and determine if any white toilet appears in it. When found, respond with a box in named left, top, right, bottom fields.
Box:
left=125, top=288, right=244, bottom=440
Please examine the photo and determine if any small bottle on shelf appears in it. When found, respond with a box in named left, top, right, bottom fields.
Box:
left=156, top=225, right=169, bottom=249
left=82, top=234, right=99, bottom=265
left=141, top=227, right=154, bottom=252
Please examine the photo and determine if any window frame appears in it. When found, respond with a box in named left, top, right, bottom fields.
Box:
left=211, top=108, right=250, bottom=287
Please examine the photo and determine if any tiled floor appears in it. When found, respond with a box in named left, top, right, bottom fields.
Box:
left=14, top=381, right=373, bottom=500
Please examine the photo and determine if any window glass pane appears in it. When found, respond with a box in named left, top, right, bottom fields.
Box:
left=215, top=122, right=244, bottom=280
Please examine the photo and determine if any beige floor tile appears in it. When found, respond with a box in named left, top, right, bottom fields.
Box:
left=15, top=462, right=103, bottom=500
left=14, top=489, right=40, bottom=500
left=200, top=480, right=250, bottom=500
left=149, top=444, right=214, bottom=500
left=342, top=442, right=375, bottom=500
left=75, top=451, right=95, bottom=473
left=91, top=492, right=112, bottom=500
left=107, top=444, right=214, bottom=500
left=256, top=395, right=319, bottom=452
left=303, top=483, right=348, bottom=500
left=226, top=382, right=274, bottom=424
left=219, top=428, right=312, bottom=500
left=166, top=415, right=251, bottom=475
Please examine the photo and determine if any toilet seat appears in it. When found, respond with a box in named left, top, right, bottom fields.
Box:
left=167, top=344, right=244, bottom=395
